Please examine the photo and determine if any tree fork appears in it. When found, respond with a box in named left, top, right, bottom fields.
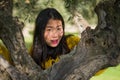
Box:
left=0, top=0, right=120, bottom=80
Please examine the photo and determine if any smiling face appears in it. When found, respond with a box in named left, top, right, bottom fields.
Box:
left=44, top=19, right=64, bottom=47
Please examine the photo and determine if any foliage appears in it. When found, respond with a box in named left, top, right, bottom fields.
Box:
left=64, top=0, right=101, bottom=24
left=13, top=0, right=102, bottom=24
left=13, top=0, right=69, bottom=23
left=13, top=0, right=39, bottom=23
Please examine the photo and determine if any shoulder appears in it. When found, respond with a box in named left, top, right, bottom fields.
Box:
left=65, top=35, right=80, bottom=50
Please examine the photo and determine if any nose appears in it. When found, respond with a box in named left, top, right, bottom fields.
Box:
left=51, top=29, right=58, bottom=37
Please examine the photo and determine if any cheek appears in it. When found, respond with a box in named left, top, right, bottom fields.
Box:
left=44, top=32, right=49, bottom=41
left=59, top=31, right=64, bottom=37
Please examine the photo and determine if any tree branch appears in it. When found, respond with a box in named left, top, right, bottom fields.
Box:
left=0, top=55, right=29, bottom=80
left=45, top=0, right=120, bottom=80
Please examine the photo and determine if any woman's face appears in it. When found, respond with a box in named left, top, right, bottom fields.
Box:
left=44, top=19, right=64, bottom=47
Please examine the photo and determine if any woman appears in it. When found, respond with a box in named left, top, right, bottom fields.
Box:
left=31, top=8, right=80, bottom=69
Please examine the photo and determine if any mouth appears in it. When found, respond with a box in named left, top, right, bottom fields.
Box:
left=51, top=39, right=59, bottom=45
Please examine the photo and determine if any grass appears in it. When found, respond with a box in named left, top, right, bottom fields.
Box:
left=24, top=36, right=33, bottom=49
left=91, top=64, right=120, bottom=80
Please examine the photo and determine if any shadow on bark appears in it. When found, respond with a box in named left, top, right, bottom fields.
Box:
left=0, top=0, right=120, bottom=80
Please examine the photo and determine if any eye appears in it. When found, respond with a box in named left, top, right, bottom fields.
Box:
left=57, top=28, right=61, bottom=30
left=46, top=28, right=52, bottom=31
left=57, top=27, right=62, bottom=31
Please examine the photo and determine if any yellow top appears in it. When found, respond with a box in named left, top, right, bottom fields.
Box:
left=0, top=35, right=105, bottom=75
left=42, top=35, right=80, bottom=69
left=0, top=44, right=12, bottom=64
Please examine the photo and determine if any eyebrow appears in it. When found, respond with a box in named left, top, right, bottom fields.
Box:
left=46, top=25, right=62, bottom=28
left=57, top=25, right=62, bottom=27
left=46, top=26, right=53, bottom=28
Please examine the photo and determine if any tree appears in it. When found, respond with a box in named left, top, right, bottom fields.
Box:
left=0, top=0, right=120, bottom=80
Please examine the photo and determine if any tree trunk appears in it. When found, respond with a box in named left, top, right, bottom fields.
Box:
left=0, top=0, right=120, bottom=80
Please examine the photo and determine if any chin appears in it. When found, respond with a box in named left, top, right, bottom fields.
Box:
left=50, top=44, right=58, bottom=47
left=51, top=45, right=58, bottom=47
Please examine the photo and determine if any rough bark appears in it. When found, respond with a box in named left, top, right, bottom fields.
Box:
left=0, top=0, right=43, bottom=80
left=0, top=0, right=120, bottom=80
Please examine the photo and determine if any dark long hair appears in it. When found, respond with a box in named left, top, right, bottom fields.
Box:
left=31, top=8, right=70, bottom=69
